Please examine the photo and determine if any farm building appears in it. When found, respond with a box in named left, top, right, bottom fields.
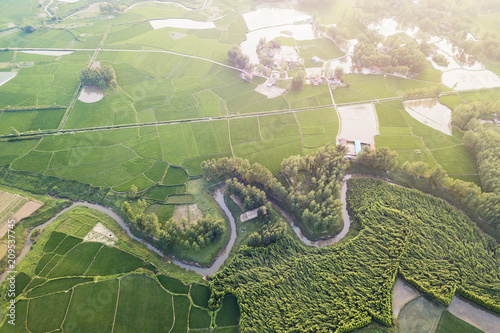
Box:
left=240, top=71, right=254, bottom=82
left=338, top=138, right=375, bottom=158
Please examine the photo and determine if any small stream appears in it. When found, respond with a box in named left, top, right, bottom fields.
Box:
left=0, top=186, right=237, bottom=283
left=1, top=178, right=352, bottom=282
left=172, top=186, right=237, bottom=275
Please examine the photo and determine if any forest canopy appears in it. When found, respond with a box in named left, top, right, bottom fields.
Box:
left=209, top=178, right=499, bottom=332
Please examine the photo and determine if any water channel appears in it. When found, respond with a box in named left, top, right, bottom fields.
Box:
left=1, top=178, right=498, bottom=331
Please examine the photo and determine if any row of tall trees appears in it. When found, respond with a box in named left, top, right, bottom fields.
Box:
left=226, top=178, right=267, bottom=210
left=355, top=146, right=398, bottom=172
left=451, top=101, right=499, bottom=230
left=355, top=136, right=499, bottom=232
left=227, top=45, right=249, bottom=69
left=201, top=157, right=288, bottom=199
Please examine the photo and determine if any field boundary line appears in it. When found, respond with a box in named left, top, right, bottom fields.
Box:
left=110, top=278, right=121, bottom=333
left=25, top=299, right=31, bottom=333
left=168, top=294, right=175, bottom=333
left=256, top=116, right=264, bottom=141
left=59, top=288, right=74, bottom=330
left=293, top=113, right=305, bottom=155
left=156, top=126, right=166, bottom=161
left=43, top=152, right=55, bottom=175
left=227, top=119, right=235, bottom=157
left=83, top=244, right=104, bottom=275
left=8, top=138, right=43, bottom=169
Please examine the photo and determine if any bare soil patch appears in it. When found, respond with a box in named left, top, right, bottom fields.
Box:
left=230, top=194, right=244, bottom=210
left=255, top=84, right=286, bottom=99
left=392, top=277, right=421, bottom=319
left=448, top=296, right=500, bottom=333
left=11, top=200, right=43, bottom=223
left=78, top=86, right=104, bottom=103
left=173, top=204, right=203, bottom=224
left=83, top=222, right=118, bottom=246
left=337, top=103, right=379, bottom=144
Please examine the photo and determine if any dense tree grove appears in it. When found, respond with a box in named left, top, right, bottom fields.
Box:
left=226, top=178, right=267, bottom=210
left=352, top=36, right=427, bottom=76
left=326, top=26, right=349, bottom=50
left=79, top=65, right=116, bottom=87
left=122, top=200, right=225, bottom=253
left=209, top=178, right=499, bottom=332
left=355, top=146, right=398, bottom=171
left=432, top=54, right=450, bottom=66
left=398, top=159, right=499, bottom=231
left=281, top=145, right=349, bottom=234
left=246, top=220, right=286, bottom=247
left=452, top=102, right=496, bottom=131
left=227, top=45, right=249, bottom=69
left=203, top=148, right=350, bottom=237
left=159, top=215, right=226, bottom=252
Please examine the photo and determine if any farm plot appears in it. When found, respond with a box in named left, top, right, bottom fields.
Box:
left=0, top=109, right=66, bottom=135
left=231, top=114, right=304, bottom=173
left=0, top=203, right=240, bottom=332
left=0, top=51, right=91, bottom=109
left=374, top=101, right=478, bottom=181
left=295, top=107, right=339, bottom=149
left=337, top=103, right=378, bottom=143
left=332, top=74, right=445, bottom=104
left=0, top=191, right=27, bottom=224
left=284, top=85, right=332, bottom=109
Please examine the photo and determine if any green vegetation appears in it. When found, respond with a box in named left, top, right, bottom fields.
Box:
left=432, top=54, right=450, bottom=67
left=191, top=283, right=211, bottom=308
left=1, top=1, right=500, bottom=332
left=209, top=177, right=499, bottom=332
left=353, top=36, right=427, bottom=76
left=434, top=310, right=483, bottom=333
left=79, top=65, right=116, bottom=88
left=0, top=203, right=239, bottom=331
left=282, top=145, right=349, bottom=239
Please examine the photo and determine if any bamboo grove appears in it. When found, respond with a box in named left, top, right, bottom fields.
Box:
left=208, top=178, right=499, bottom=332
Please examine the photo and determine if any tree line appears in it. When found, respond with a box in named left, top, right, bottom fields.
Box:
left=226, top=178, right=267, bottom=210
left=202, top=146, right=350, bottom=239
left=355, top=142, right=499, bottom=234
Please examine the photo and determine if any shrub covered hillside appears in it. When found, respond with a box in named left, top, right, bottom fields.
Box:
left=208, top=178, right=499, bottom=332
